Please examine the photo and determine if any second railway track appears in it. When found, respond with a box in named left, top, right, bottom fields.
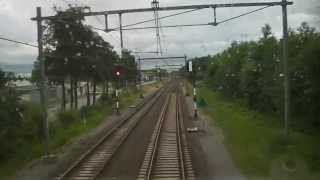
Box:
left=56, top=83, right=172, bottom=180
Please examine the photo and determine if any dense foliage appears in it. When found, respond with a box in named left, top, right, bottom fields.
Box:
left=0, top=68, right=42, bottom=162
left=192, top=23, right=320, bottom=132
left=32, top=6, right=138, bottom=109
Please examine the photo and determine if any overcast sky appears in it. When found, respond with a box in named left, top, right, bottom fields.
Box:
left=0, top=0, right=319, bottom=69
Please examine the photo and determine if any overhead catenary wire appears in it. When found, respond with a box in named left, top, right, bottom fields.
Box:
left=109, top=8, right=205, bottom=31
left=72, top=0, right=123, bottom=49
left=217, top=5, right=272, bottom=25
left=109, top=5, right=273, bottom=31
left=45, top=7, right=122, bottom=49
left=158, top=12, right=168, bottom=54
left=120, top=23, right=210, bottom=30
left=0, top=37, right=38, bottom=48
left=30, top=3, right=274, bottom=54
left=3, top=4, right=272, bottom=52
left=85, top=6, right=203, bottom=54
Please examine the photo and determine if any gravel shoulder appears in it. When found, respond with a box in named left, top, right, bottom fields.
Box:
left=183, top=93, right=247, bottom=180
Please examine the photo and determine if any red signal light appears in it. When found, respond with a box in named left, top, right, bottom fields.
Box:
left=113, top=65, right=123, bottom=78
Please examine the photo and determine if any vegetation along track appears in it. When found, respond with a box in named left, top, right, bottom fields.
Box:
left=56, top=82, right=173, bottom=180
left=137, top=92, right=195, bottom=180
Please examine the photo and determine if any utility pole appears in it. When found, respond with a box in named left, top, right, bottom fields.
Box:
left=282, top=0, right=290, bottom=136
left=116, top=13, right=123, bottom=115
left=36, top=7, right=49, bottom=156
left=138, top=56, right=144, bottom=98
left=119, top=13, right=124, bottom=56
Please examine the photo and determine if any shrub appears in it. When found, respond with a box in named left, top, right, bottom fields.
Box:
left=58, top=110, right=80, bottom=128
left=21, top=102, right=43, bottom=143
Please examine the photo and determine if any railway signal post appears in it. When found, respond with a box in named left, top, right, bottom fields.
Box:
left=116, top=70, right=120, bottom=115
left=188, top=60, right=197, bottom=118
left=138, top=56, right=144, bottom=98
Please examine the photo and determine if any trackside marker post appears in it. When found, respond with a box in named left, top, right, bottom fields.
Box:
left=188, top=60, right=197, bottom=118
left=193, top=87, right=197, bottom=118
left=116, top=89, right=120, bottom=115
left=116, top=74, right=120, bottom=115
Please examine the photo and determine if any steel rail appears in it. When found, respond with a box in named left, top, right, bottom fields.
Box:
left=178, top=93, right=195, bottom=179
left=146, top=95, right=171, bottom=180
left=138, top=90, right=192, bottom=180
left=56, top=83, right=169, bottom=180
left=176, top=95, right=186, bottom=179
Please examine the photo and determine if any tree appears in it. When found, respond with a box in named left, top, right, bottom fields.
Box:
left=193, top=22, right=320, bottom=132
left=262, top=24, right=272, bottom=39
left=41, top=6, right=118, bottom=108
left=0, top=68, right=8, bottom=88
left=121, top=50, right=138, bottom=87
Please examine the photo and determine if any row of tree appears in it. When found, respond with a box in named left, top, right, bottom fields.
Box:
left=32, top=6, right=138, bottom=109
left=190, top=22, right=320, bottom=132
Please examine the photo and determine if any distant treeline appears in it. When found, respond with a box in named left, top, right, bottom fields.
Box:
left=190, top=22, right=320, bottom=132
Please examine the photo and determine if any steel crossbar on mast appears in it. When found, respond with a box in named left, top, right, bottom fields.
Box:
left=31, top=1, right=292, bottom=20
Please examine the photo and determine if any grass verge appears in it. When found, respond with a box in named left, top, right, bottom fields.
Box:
left=0, top=87, right=142, bottom=179
left=198, top=85, right=320, bottom=180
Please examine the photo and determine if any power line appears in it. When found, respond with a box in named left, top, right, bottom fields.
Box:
left=90, top=26, right=122, bottom=49
left=109, top=8, right=205, bottom=31
left=121, top=23, right=210, bottom=30
left=217, top=5, right=272, bottom=25
left=0, top=37, right=38, bottom=48
left=64, top=0, right=122, bottom=45
left=48, top=5, right=122, bottom=49
left=91, top=16, right=122, bottom=48
left=158, top=12, right=168, bottom=54
left=112, top=5, right=274, bottom=31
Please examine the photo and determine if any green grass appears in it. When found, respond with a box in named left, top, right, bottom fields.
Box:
left=198, top=85, right=320, bottom=180
left=0, top=88, right=141, bottom=179
left=49, top=105, right=113, bottom=151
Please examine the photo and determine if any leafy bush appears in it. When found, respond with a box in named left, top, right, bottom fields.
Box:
left=99, top=93, right=112, bottom=104
left=58, top=110, right=80, bottom=128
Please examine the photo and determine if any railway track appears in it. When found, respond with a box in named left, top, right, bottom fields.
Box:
left=56, top=83, right=171, bottom=180
left=137, top=93, right=195, bottom=180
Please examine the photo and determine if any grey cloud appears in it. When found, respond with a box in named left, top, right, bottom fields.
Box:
left=0, top=0, right=319, bottom=68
